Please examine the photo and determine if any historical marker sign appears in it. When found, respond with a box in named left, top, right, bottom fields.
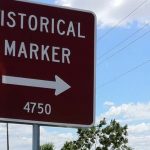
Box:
left=0, top=0, right=96, bottom=127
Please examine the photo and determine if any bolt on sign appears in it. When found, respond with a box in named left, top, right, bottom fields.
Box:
left=0, top=0, right=96, bottom=127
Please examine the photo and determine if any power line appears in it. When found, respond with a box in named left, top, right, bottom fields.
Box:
left=99, top=23, right=148, bottom=58
left=98, top=0, right=149, bottom=40
left=98, top=28, right=150, bottom=65
left=99, top=59, right=150, bottom=88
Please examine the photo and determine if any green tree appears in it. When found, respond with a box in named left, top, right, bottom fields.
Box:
left=40, top=143, right=54, bottom=150
left=61, top=119, right=132, bottom=150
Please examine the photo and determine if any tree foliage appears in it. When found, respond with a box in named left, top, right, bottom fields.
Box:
left=61, top=119, right=132, bottom=150
left=40, top=143, right=54, bottom=150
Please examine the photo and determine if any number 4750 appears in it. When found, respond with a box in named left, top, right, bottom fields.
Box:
left=23, top=102, right=51, bottom=115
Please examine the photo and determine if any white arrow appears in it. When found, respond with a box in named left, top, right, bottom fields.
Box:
left=2, top=75, right=71, bottom=96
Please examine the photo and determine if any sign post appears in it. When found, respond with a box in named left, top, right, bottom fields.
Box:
left=33, top=124, right=40, bottom=150
left=0, top=0, right=96, bottom=127
left=6, top=123, right=9, bottom=150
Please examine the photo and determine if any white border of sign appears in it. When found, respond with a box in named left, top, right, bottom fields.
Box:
left=0, top=0, right=96, bottom=128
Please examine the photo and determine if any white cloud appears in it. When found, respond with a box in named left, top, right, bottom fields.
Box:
left=55, top=0, right=150, bottom=27
left=104, top=101, right=114, bottom=106
left=129, top=123, right=150, bottom=134
left=129, top=135, right=150, bottom=150
left=102, top=102, right=150, bottom=121
left=0, top=123, right=76, bottom=150
left=0, top=124, right=7, bottom=150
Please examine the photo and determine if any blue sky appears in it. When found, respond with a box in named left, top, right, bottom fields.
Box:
left=97, top=23, right=150, bottom=105
left=1, top=0, right=150, bottom=149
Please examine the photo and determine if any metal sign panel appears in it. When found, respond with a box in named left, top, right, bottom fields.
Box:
left=0, top=0, right=96, bottom=127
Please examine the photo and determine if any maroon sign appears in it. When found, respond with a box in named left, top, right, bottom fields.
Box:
left=0, top=0, right=95, bottom=127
